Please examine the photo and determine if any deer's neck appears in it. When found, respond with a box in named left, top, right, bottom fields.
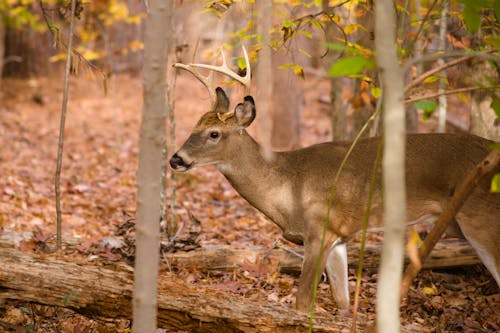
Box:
left=217, top=132, right=282, bottom=193
left=216, top=132, right=303, bottom=242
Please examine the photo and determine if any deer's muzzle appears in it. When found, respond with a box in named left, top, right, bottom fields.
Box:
left=169, top=153, right=192, bottom=172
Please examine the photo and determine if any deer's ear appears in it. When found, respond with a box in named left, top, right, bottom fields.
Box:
left=234, top=95, right=256, bottom=128
left=215, top=87, right=230, bottom=112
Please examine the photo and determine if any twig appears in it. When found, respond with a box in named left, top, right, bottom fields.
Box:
left=54, top=0, right=77, bottom=250
left=403, top=50, right=497, bottom=81
left=404, top=85, right=500, bottom=104
left=405, top=55, right=472, bottom=93
left=400, top=150, right=500, bottom=299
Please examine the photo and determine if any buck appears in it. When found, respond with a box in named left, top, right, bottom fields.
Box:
left=170, top=47, right=500, bottom=312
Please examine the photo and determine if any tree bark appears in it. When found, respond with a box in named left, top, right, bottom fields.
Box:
left=166, top=239, right=481, bottom=274
left=134, top=0, right=171, bottom=331
left=375, top=0, right=406, bottom=331
left=322, top=0, right=348, bottom=140
left=256, top=0, right=274, bottom=159
left=271, top=51, right=303, bottom=150
left=0, top=247, right=358, bottom=333
left=0, top=19, right=5, bottom=100
left=469, top=61, right=500, bottom=141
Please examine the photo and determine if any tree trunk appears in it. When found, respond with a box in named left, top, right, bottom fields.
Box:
left=350, top=2, right=376, bottom=139
left=0, top=19, right=5, bottom=100
left=165, top=239, right=481, bottom=274
left=469, top=61, right=500, bottom=141
left=375, top=0, right=407, bottom=331
left=0, top=247, right=359, bottom=333
left=323, top=0, right=347, bottom=141
left=271, top=50, right=303, bottom=150
left=256, top=0, right=274, bottom=159
left=134, top=0, right=171, bottom=331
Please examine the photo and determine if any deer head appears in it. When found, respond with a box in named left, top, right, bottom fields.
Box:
left=170, top=46, right=254, bottom=172
left=169, top=88, right=256, bottom=171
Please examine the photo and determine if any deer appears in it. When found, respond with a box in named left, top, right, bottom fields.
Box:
left=170, top=47, right=500, bottom=312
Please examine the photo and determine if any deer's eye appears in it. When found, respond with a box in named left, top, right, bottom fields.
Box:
left=209, top=131, right=220, bottom=139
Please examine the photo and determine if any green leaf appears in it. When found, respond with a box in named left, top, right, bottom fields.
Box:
left=484, top=35, right=500, bottom=51
left=328, top=56, right=372, bottom=77
left=298, top=29, right=312, bottom=39
left=491, top=97, right=500, bottom=119
left=494, top=0, right=500, bottom=22
left=491, top=173, right=500, bottom=193
left=423, top=75, right=440, bottom=83
left=490, top=143, right=500, bottom=152
left=413, top=100, right=437, bottom=112
left=324, top=42, right=363, bottom=56
left=277, top=63, right=295, bottom=70
left=463, top=4, right=481, bottom=33
left=414, top=100, right=437, bottom=119
left=371, top=86, right=381, bottom=99
left=282, top=19, right=293, bottom=28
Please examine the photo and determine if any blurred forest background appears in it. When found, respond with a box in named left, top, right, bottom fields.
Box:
left=0, top=0, right=499, bottom=332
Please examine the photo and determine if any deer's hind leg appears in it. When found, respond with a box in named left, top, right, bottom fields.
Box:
left=456, top=211, right=500, bottom=287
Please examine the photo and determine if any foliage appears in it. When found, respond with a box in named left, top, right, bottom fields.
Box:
left=1, top=0, right=145, bottom=68
left=206, top=0, right=499, bottom=119
left=0, top=0, right=47, bottom=30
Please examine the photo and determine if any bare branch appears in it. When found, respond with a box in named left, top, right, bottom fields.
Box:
left=405, top=85, right=500, bottom=104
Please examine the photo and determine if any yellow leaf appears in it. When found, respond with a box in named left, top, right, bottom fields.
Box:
left=406, top=228, right=423, bottom=268
left=344, top=24, right=359, bottom=35
left=457, top=92, right=469, bottom=103
left=82, top=50, right=102, bottom=61
left=293, top=65, right=304, bottom=79
left=422, top=282, right=438, bottom=296
left=129, top=40, right=144, bottom=52
left=49, top=53, right=67, bottom=63
left=125, top=14, right=144, bottom=25
left=109, top=1, right=129, bottom=20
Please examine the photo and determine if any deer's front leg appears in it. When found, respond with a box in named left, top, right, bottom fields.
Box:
left=295, top=235, right=336, bottom=312
left=325, top=242, right=350, bottom=309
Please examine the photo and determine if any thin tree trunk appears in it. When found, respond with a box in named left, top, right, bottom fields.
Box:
left=437, top=0, right=448, bottom=133
left=256, top=0, right=273, bottom=159
left=375, top=0, right=406, bottom=332
left=133, top=0, right=172, bottom=331
left=0, top=19, right=5, bottom=100
left=54, top=0, right=77, bottom=250
left=469, top=61, right=500, bottom=141
left=323, top=0, right=347, bottom=141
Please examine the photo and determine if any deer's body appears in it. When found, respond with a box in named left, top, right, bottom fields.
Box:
left=171, top=62, right=500, bottom=312
left=219, top=131, right=499, bottom=244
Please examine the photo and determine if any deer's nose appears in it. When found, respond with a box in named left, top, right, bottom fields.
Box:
left=169, top=153, right=185, bottom=170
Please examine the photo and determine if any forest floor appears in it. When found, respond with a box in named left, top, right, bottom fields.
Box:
left=0, top=72, right=499, bottom=332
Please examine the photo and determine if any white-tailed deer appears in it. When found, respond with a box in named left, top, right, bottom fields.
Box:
left=170, top=47, right=500, bottom=312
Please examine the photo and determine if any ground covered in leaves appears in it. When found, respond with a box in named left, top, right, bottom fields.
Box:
left=0, top=74, right=498, bottom=332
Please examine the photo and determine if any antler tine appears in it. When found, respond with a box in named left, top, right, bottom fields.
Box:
left=185, top=46, right=251, bottom=93
left=173, top=62, right=217, bottom=107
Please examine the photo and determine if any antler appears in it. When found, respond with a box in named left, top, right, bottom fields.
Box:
left=173, top=46, right=251, bottom=112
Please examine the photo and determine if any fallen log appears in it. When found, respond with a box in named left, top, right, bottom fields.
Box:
left=167, top=239, right=481, bottom=274
left=0, top=246, right=358, bottom=332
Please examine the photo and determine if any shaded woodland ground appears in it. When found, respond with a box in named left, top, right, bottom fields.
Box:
left=0, top=73, right=499, bottom=332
